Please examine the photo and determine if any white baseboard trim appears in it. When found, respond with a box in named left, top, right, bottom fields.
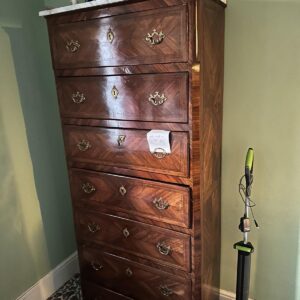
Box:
left=16, top=252, right=79, bottom=300
left=219, top=289, right=254, bottom=300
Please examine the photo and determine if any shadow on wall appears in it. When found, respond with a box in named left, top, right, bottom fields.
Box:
left=2, top=4, right=76, bottom=266
left=4, top=23, right=76, bottom=268
left=0, top=26, right=49, bottom=299
left=0, top=0, right=76, bottom=298
left=0, top=93, right=37, bottom=298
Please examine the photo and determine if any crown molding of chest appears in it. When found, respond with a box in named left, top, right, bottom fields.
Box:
left=16, top=252, right=79, bottom=300
left=219, top=289, right=254, bottom=300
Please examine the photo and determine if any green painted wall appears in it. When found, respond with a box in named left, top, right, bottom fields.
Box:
left=0, top=1, right=76, bottom=299
left=221, top=1, right=300, bottom=299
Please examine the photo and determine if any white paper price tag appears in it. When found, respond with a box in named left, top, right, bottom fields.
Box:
left=146, top=130, right=171, bottom=154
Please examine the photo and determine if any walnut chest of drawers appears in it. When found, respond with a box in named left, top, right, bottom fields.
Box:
left=42, top=0, right=225, bottom=299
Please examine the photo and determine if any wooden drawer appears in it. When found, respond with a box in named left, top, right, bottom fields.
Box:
left=70, top=169, right=191, bottom=228
left=50, top=6, right=188, bottom=69
left=80, top=248, right=192, bottom=300
left=57, top=73, right=188, bottom=123
left=82, top=281, right=133, bottom=300
left=75, top=212, right=191, bottom=271
left=64, top=126, right=189, bottom=177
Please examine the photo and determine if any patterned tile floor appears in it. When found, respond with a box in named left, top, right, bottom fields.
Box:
left=47, top=274, right=82, bottom=300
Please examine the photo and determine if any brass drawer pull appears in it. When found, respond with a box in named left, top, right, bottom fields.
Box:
left=125, top=267, right=133, bottom=277
left=90, top=261, right=103, bottom=271
left=107, top=28, right=114, bottom=43
left=153, top=198, right=170, bottom=210
left=145, top=29, right=165, bottom=45
left=88, top=222, right=100, bottom=233
left=159, top=285, right=173, bottom=296
left=148, top=92, right=167, bottom=106
left=153, top=148, right=167, bottom=159
left=81, top=182, right=96, bottom=194
left=66, top=40, right=80, bottom=53
left=123, top=227, right=130, bottom=238
left=157, top=242, right=171, bottom=256
left=77, top=139, right=91, bottom=152
left=111, top=86, right=119, bottom=99
left=117, top=135, right=126, bottom=146
left=119, top=185, right=127, bottom=196
left=72, top=91, right=85, bottom=104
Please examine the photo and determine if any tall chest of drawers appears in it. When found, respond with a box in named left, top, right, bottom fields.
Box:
left=42, top=0, right=226, bottom=299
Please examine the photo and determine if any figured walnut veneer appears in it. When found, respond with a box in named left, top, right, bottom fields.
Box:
left=44, top=0, right=225, bottom=298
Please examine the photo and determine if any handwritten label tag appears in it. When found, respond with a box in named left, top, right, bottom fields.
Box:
left=146, top=130, right=171, bottom=154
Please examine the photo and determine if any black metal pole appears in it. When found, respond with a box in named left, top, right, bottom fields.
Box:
left=236, top=249, right=252, bottom=300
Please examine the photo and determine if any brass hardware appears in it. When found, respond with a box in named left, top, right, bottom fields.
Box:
left=107, top=28, right=114, bottom=43
left=66, top=40, right=80, bottom=53
left=153, top=198, right=170, bottom=210
left=82, top=182, right=96, bottom=194
left=117, top=135, right=126, bottom=146
left=88, top=222, right=100, bottom=233
left=119, top=185, right=127, bottom=196
left=72, top=91, right=86, bottom=104
left=159, top=285, right=173, bottom=296
left=125, top=267, right=133, bottom=277
left=77, top=139, right=91, bottom=152
left=157, top=242, right=171, bottom=256
left=123, top=227, right=130, bottom=238
left=90, top=261, right=103, bottom=271
left=148, top=92, right=167, bottom=106
left=111, top=86, right=119, bottom=99
left=192, top=64, right=200, bottom=73
left=153, top=148, right=167, bottom=159
left=145, top=29, right=165, bottom=45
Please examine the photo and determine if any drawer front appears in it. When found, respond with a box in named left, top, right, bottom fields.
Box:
left=64, top=126, right=189, bottom=177
left=57, top=73, right=188, bottom=123
left=70, top=169, right=191, bottom=228
left=76, top=212, right=191, bottom=271
left=50, top=6, right=188, bottom=69
left=80, top=248, right=192, bottom=300
left=82, top=281, right=133, bottom=300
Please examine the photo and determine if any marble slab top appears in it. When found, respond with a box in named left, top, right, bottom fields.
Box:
left=39, top=0, right=128, bottom=17
left=39, top=0, right=226, bottom=17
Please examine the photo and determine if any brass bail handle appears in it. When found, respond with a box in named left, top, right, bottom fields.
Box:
left=90, top=261, right=103, bottom=271
left=157, top=242, right=171, bottom=256
left=87, top=222, right=100, bottom=233
left=153, top=148, right=167, bottom=159
left=159, top=285, right=173, bottom=296
left=81, top=182, right=96, bottom=194
left=148, top=92, right=167, bottom=106
left=66, top=40, right=80, bottom=53
left=145, top=29, right=165, bottom=45
left=153, top=197, right=170, bottom=210
left=72, top=91, right=85, bottom=104
left=77, top=139, right=91, bottom=152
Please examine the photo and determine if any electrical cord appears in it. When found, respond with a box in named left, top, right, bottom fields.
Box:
left=239, top=175, right=260, bottom=228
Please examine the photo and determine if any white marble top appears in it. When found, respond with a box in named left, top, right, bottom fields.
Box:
left=39, top=0, right=127, bottom=16
left=39, top=0, right=226, bottom=17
